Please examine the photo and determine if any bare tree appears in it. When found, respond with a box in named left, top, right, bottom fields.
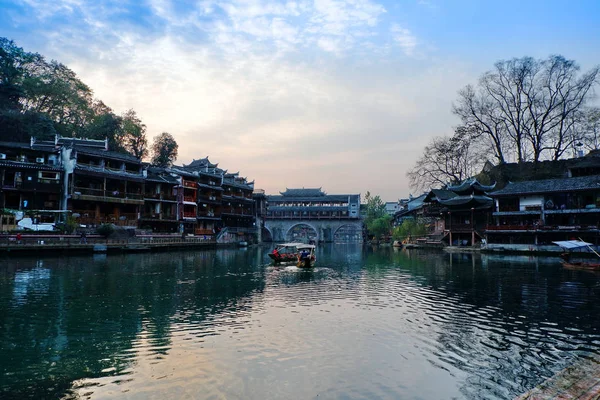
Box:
left=580, top=107, right=600, bottom=152
left=453, top=85, right=508, bottom=164
left=407, top=126, right=486, bottom=192
left=454, top=55, right=599, bottom=163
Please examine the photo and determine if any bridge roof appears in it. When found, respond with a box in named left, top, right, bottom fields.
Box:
left=268, top=206, right=349, bottom=212
left=268, top=194, right=359, bottom=203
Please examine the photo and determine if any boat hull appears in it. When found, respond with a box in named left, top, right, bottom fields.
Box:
left=562, top=261, right=600, bottom=271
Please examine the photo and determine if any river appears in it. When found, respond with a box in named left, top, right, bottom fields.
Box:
left=1, top=245, right=599, bottom=399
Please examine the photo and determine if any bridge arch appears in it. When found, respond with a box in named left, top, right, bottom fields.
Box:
left=285, top=223, right=318, bottom=243
left=261, top=226, right=273, bottom=242
left=333, top=224, right=363, bottom=242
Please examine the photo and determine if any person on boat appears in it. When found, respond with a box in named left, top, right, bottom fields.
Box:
left=272, top=247, right=280, bottom=259
left=299, top=249, right=310, bottom=260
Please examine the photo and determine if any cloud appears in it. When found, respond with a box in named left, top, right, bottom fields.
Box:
left=2, top=0, right=468, bottom=200
left=391, top=24, right=417, bottom=56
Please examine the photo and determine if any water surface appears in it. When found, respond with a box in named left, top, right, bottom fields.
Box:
left=1, top=246, right=600, bottom=399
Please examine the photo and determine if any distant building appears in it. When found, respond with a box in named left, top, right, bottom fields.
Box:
left=264, top=188, right=362, bottom=242
left=385, top=201, right=401, bottom=216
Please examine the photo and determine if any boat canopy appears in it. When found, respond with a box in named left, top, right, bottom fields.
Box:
left=296, top=244, right=316, bottom=250
left=553, top=240, right=593, bottom=249
left=277, top=243, right=306, bottom=248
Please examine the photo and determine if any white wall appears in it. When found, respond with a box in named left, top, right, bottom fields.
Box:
left=519, top=196, right=544, bottom=211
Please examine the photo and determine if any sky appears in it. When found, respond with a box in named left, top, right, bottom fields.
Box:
left=1, top=0, right=600, bottom=200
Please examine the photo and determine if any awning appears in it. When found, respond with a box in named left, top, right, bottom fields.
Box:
left=552, top=240, right=593, bottom=250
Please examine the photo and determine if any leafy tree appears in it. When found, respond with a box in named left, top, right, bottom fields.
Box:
left=364, top=191, right=386, bottom=222
left=363, top=192, right=391, bottom=239
left=392, top=219, right=427, bottom=242
left=121, top=109, right=148, bottom=159
left=151, top=132, right=178, bottom=167
left=367, top=214, right=392, bottom=239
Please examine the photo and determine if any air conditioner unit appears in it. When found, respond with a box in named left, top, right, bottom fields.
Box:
left=36, top=157, right=45, bottom=163
left=0, top=153, right=6, bottom=160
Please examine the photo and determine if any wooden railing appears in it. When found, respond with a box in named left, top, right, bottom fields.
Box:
left=73, top=187, right=143, bottom=200
left=487, top=225, right=534, bottom=231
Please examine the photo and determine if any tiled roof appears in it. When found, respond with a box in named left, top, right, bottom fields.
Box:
left=490, top=174, right=600, bottom=197
left=424, top=189, right=457, bottom=202
left=279, top=188, right=325, bottom=197
left=438, top=195, right=493, bottom=209
left=446, top=178, right=496, bottom=194
left=0, top=160, right=62, bottom=172
left=268, top=194, right=358, bottom=202
left=73, top=146, right=140, bottom=163
left=75, top=165, right=144, bottom=182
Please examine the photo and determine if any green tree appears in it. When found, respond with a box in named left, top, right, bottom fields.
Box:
left=367, top=214, right=392, bottom=239
left=392, top=219, right=427, bottom=242
left=121, top=109, right=148, bottom=159
left=151, top=132, right=178, bottom=167
left=363, top=192, right=390, bottom=239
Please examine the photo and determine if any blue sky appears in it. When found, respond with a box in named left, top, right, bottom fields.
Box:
left=1, top=0, right=599, bottom=199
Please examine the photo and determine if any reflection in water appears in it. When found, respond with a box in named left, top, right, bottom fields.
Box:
left=0, top=246, right=599, bottom=399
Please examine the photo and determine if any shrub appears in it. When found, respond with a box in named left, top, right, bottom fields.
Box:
left=96, top=224, right=115, bottom=238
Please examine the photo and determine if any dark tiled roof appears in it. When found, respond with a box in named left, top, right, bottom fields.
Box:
left=74, top=146, right=140, bottom=163
left=438, top=195, right=493, bottom=209
left=268, top=206, right=349, bottom=212
left=424, top=189, right=457, bottom=202
left=446, top=178, right=496, bottom=194
left=75, top=165, right=144, bottom=182
left=491, top=175, right=600, bottom=197
left=185, top=157, right=218, bottom=169
left=0, top=141, right=34, bottom=149
left=280, top=188, right=325, bottom=197
left=0, top=160, right=62, bottom=172
left=146, top=172, right=179, bottom=184
left=268, top=194, right=358, bottom=202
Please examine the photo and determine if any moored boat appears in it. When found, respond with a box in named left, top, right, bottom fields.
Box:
left=553, top=240, right=600, bottom=270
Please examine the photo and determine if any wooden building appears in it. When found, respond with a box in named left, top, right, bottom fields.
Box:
left=64, top=138, right=144, bottom=227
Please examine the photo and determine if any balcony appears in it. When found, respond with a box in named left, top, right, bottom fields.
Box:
left=73, top=212, right=139, bottom=227
left=183, top=196, right=196, bottom=203
left=487, top=224, right=535, bottom=231
left=141, top=213, right=177, bottom=221
left=447, top=223, right=473, bottom=232
left=72, top=187, right=144, bottom=204
left=144, top=193, right=177, bottom=201
left=182, top=211, right=197, bottom=218
left=183, top=180, right=196, bottom=189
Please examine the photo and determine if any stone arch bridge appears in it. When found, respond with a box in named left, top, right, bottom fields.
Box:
left=264, top=219, right=363, bottom=243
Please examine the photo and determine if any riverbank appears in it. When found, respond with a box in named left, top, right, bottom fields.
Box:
left=516, top=356, right=600, bottom=399
left=0, top=234, right=219, bottom=255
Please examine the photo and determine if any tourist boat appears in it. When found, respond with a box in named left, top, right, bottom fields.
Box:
left=553, top=240, right=600, bottom=270
left=268, top=243, right=317, bottom=268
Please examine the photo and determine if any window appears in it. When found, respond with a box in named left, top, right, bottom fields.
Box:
left=38, top=171, right=60, bottom=181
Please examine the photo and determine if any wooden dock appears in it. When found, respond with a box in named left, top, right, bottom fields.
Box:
left=516, top=357, right=600, bottom=399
